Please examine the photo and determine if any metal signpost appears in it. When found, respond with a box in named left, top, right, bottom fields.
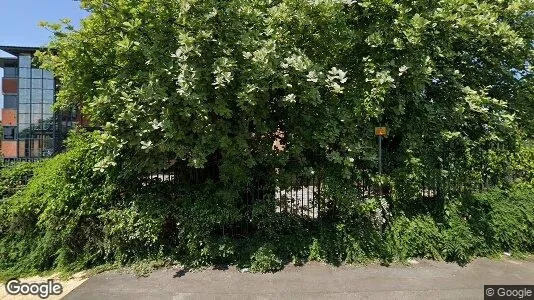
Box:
left=375, top=126, right=387, bottom=233
left=375, top=127, right=387, bottom=175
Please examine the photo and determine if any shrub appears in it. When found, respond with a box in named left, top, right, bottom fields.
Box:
left=0, top=132, right=120, bottom=278
left=0, top=162, right=37, bottom=199
left=385, top=215, right=442, bottom=261
left=1, top=129, right=533, bottom=278
left=250, top=245, right=283, bottom=273
left=439, top=183, right=534, bottom=264
left=441, top=214, right=481, bottom=265
left=100, top=204, right=165, bottom=264
left=513, top=143, right=534, bottom=184
left=463, top=184, right=534, bottom=254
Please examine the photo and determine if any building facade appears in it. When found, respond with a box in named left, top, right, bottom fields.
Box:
left=1, top=46, right=75, bottom=161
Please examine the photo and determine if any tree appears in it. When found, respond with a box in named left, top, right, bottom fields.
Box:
left=37, top=0, right=534, bottom=209
left=1, top=0, right=532, bottom=275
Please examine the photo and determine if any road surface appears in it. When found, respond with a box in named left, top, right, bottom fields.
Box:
left=64, top=258, right=534, bottom=300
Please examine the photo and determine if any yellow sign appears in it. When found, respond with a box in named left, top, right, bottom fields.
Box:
left=375, top=127, right=387, bottom=136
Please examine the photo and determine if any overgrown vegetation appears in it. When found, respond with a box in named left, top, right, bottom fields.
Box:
left=0, top=162, right=37, bottom=199
left=1, top=137, right=532, bottom=278
left=1, top=0, right=533, bottom=278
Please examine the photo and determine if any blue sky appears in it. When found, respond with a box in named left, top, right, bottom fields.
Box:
left=0, top=0, right=89, bottom=108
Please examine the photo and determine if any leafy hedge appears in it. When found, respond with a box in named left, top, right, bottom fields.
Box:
left=0, top=133, right=118, bottom=278
left=1, top=134, right=532, bottom=278
left=0, top=162, right=37, bottom=199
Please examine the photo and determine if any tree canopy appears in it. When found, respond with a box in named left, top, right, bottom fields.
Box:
left=38, top=0, right=533, bottom=195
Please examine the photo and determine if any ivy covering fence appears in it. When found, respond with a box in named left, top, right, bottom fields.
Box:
left=1, top=0, right=533, bottom=277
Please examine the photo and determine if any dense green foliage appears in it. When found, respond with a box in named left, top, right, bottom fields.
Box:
left=0, top=162, right=37, bottom=199
left=37, top=0, right=533, bottom=192
left=0, top=0, right=533, bottom=277
left=1, top=143, right=533, bottom=277
left=0, top=133, right=119, bottom=277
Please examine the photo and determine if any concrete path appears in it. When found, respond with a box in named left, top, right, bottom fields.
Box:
left=64, top=258, right=534, bottom=300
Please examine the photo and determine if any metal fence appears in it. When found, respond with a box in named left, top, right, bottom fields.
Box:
left=1, top=157, right=42, bottom=166
left=1, top=155, right=488, bottom=222
left=275, top=179, right=322, bottom=218
left=144, top=166, right=381, bottom=219
left=143, top=164, right=489, bottom=223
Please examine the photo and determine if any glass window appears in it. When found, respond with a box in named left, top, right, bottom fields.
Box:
left=18, top=123, right=30, bottom=132
left=3, top=127, right=16, bottom=140
left=4, top=95, right=18, bottom=108
left=42, top=70, right=54, bottom=79
left=43, top=90, right=54, bottom=103
left=43, top=113, right=54, bottom=121
left=19, top=78, right=31, bottom=89
left=43, top=79, right=55, bottom=90
left=4, top=67, right=18, bottom=77
left=43, top=149, right=54, bottom=157
left=19, top=104, right=31, bottom=114
left=31, top=69, right=43, bottom=78
left=19, top=89, right=31, bottom=103
left=19, top=67, right=31, bottom=78
left=19, top=114, right=31, bottom=124
left=31, top=78, right=43, bottom=88
left=18, top=127, right=31, bottom=138
left=31, top=89, right=42, bottom=102
left=18, top=140, right=27, bottom=158
left=31, top=104, right=43, bottom=114
left=31, top=142, right=41, bottom=158
left=31, top=114, right=43, bottom=123
left=35, top=119, right=44, bottom=130
left=43, top=105, right=53, bottom=115
left=19, top=55, right=32, bottom=68
left=41, top=119, right=54, bottom=131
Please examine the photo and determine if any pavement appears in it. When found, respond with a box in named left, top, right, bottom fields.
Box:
left=62, top=258, right=534, bottom=300
left=0, top=272, right=87, bottom=300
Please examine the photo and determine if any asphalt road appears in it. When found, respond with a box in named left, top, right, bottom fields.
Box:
left=64, top=258, right=534, bottom=300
